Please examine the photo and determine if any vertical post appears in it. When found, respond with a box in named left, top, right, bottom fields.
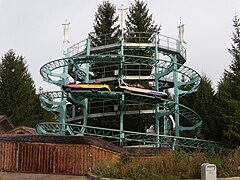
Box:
left=88, top=145, right=92, bottom=172
left=72, top=105, right=76, bottom=120
left=119, top=29, right=125, bottom=146
left=120, top=94, right=124, bottom=146
left=173, top=23, right=185, bottom=139
left=59, top=45, right=70, bottom=134
left=86, top=34, right=90, bottom=81
left=16, top=142, right=20, bottom=172
left=119, top=25, right=125, bottom=83
left=83, top=34, right=91, bottom=129
left=163, top=116, right=168, bottom=135
left=60, top=102, right=67, bottom=134
left=154, top=32, right=160, bottom=147
left=71, top=68, right=77, bottom=120
left=173, top=54, right=180, bottom=137
left=59, top=20, right=71, bottom=134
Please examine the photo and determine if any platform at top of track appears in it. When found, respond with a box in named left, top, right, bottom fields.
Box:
left=72, top=42, right=186, bottom=64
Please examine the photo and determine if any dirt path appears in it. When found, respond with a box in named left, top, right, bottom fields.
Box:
left=0, top=172, right=91, bottom=180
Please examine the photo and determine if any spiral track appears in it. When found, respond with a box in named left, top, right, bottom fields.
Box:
left=37, top=32, right=217, bottom=151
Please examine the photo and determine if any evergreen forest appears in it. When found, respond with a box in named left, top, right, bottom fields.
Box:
left=1, top=0, right=240, bottom=150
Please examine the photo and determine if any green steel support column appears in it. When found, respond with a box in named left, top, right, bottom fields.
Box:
left=120, top=94, right=125, bottom=146
left=119, top=30, right=125, bottom=83
left=86, top=35, right=91, bottom=79
left=163, top=112, right=168, bottom=135
left=173, top=30, right=183, bottom=139
left=71, top=68, right=76, bottom=120
left=173, top=54, right=180, bottom=138
left=59, top=47, right=70, bottom=134
left=154, top=32, right=160, bottom=147
left=72, top=105, right=76, bottom=120
left=119, top=31, right=125, bottom=146
left=82, top=34, right=91, bottom=131
left=60, top=102, right=67, bottom=135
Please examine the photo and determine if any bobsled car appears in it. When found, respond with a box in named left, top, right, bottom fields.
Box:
left=63, top=83, right=111, bottom=92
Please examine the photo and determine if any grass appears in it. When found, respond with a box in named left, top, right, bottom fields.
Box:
left=92, top=147, right=240, bottom=179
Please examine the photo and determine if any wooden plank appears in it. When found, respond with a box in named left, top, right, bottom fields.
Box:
left=55, top=144, right=89, bottom=175
left=18, top=142, right=54, bottom=173
left=91, top=145, right=120, bottom=169
left=0, top=136, right=123, bottom=175
left=0, top=141, right=17, bottom=171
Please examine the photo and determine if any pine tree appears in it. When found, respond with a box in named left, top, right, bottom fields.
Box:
left=122, top=1, right=161, bottom=133
left=90, top=1, right=120, bottom=80
left=92, top=1, right=120, bottom=46
left=88, top=1, right=120, bottom=129
left=125, top=0, right=160, bottom=43
left=0, top=50, right=53, bottom=127
left=215, top=16, right=240, bottom=146
left=124, top=0, right=160, bottom=77
left=180, top=75, right=217, bottom=140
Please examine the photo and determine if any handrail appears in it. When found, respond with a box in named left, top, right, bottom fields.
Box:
left=67, top=32, right=186, bottom=60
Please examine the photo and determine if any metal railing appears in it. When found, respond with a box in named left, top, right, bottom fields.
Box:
left=36, top=122, right=218, bottom=151
left=67, top=39, right=87, bottom=57
left=66, top=32, right=186, bottom=60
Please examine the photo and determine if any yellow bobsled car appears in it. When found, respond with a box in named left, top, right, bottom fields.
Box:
left=63, top=83, right=111, bottom=92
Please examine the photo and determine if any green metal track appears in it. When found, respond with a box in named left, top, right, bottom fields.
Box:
left=37, top=32, right=216, bottom=151
left=36, top=122, right=217, bottom=151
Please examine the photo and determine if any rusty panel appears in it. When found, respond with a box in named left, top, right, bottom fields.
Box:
left=0, top=141, right=17, bottom=171
left=91, top=145, right=120, bottom=169
left=55, top=144, right=89, bottom=175
left=18, top=142, right=54, bottom=173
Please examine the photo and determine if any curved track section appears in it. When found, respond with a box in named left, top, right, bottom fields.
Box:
left=39, top=91, right=67, bottom=120
left=40, top=54, right=201, bottom=96
left=36, top=122, right=217, bottom=151
left=39, top=55, right=202, bottom=135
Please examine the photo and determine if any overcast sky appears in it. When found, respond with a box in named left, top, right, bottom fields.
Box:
left=0, top=0, right=239, bottom=91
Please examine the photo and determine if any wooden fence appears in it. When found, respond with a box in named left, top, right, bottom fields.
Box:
left=0, top=135, right=121, bottom=175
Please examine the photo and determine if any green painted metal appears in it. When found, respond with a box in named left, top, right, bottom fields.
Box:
left=173, top=54, right=180, bottom=139
left=36, top=122, right=218, bottom=151
left=81, top=34, right=91, bottom=134
left=154, top=32, right=160, bottom=147
left=37, top=31, right=216, bottom=151
left=120, top=94, right=125, bottom=146
left=119, top=31, right=125, bottom=146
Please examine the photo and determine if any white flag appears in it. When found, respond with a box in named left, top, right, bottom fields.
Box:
left=177, top=22, right=187, bottom=44
left=62, top=20, right=70, bottom=44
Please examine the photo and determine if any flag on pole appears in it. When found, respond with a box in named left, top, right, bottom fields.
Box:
left=62, top=20, right=70, bottom=44
left=177, top=22, right=187, bottom=44
left=118, top=4, right=128, bottom=33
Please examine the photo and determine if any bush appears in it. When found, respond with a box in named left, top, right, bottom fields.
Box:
left=92, top=147, right=240, bottom=179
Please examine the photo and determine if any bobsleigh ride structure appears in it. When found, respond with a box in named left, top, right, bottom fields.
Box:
left=36, top=30, right=217, bottom=151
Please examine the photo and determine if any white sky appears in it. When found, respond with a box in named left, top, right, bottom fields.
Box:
left=0, top=0, right=239, bottom=91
